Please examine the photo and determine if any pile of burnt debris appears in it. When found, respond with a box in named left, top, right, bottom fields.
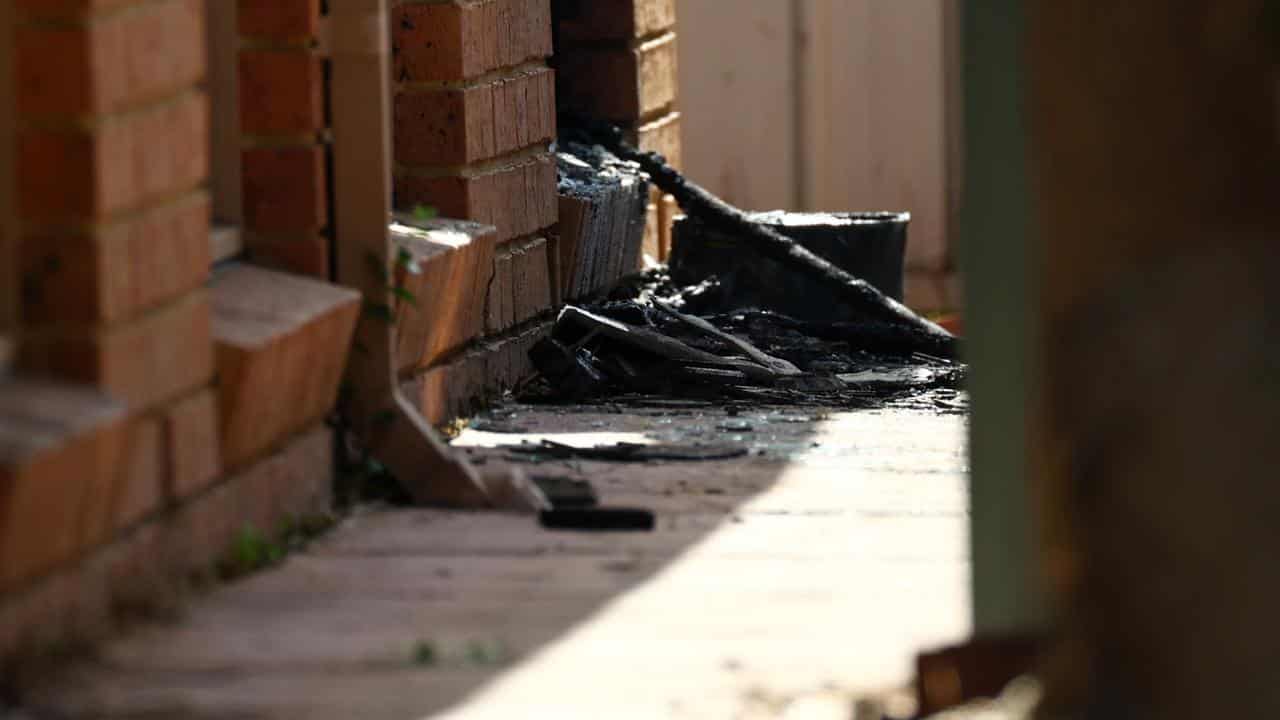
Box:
left=528, top=125, right=965, bottom=414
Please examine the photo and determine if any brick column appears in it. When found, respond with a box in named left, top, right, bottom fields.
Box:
left=553, top=0, right=682, bottom=260
left=391, top=0, right=559, bottom=353
left=12, top=0, right=219, bottom=541
left=238, top=0, right=332, bottom=278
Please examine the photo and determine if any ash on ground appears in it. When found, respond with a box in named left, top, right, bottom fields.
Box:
left=521, top=267, right=966, bottom=416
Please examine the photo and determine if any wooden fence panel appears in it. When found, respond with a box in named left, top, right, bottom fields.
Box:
left=678, top=0, right=957, bottom=306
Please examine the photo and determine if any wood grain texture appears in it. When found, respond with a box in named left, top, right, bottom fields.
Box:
left=677, top=0, right=795, bottom=211
left=678, top=0, right=953, bottom=271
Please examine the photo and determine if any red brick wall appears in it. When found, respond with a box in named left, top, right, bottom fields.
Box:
left=2, top=2, right=352, bottom=666
left=10, top=0, right=220, bottom=585
left=552, top=0, right=682, bottom=259
left=237, top=0, right=332, bottom=278
left=391, top=0, right=560, bottom=379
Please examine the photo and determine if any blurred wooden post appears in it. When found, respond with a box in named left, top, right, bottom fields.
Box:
left=961, top=0, right=1045, bottom=637
left=0, top=0, right=16, bottom=363
left=328, top=0, right=498, bottom=508
left=1026, top=1, right=1280, bottom=716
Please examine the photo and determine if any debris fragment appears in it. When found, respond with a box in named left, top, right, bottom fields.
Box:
left=521, top=120, right=968, bottom=416
left=671, top=210, right=909, bottom=314
left=556, top=143, right=650, bottom=300
left=539, top=507, right=656, bottom=532
left=524, top=286, right=965, bottom=411
left=565, top=118, right=958, bottom=359
left=509, top=439, right=749, bottom=462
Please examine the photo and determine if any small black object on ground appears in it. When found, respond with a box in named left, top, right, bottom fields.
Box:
left=539, top=508, right=656, bottom=532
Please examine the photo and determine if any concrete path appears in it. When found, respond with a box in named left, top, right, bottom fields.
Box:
left=26, top=401, right=970, bottom=719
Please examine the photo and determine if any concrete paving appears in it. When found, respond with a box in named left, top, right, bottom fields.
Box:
left=24, top=401, right=971, bottom=719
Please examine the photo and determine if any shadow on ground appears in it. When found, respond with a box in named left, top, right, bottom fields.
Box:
left=24, top=396, right=969, bottom=719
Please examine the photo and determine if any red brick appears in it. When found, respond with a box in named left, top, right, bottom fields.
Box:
left=392, top=0, right=553, bottom=83
left=246, top=235, right=331, bottom=279
left=20, top=193, right=211, bottom=326
left=113, top=416, right=165, bottom=531
left=402, top=320, right=552, bottom=425
left=395, top=152, right=558, bottom=242
left=403, top=362, right=453, bottom=427
left=513, top=236, right=554, bottom=324
left=0, top=426, right=329, bottom=668
left=172, top=424, right=332, bottom=568
left=17, top=0, right=206, bottom=118
left=242, top=145, right=328, bottom=234
left=629, top=110, right=682, bottom=170
left=163, top=388, right=222, bottom=501
left=211, top=265, right=359, bottom=469
left=19, top=291, right=215, bottom=411
left=392, top=218, right=498, bottom=373
left=486, top=246, right=515, bottom=333
left=0, top=379, right=126, bottom=591
left=485, top=236, right=553, bottom=334
left=395, top=66, right=555, bottom=166
left=557, top=32, right=677, bottom=121
left=19, top=91, right=209, bottom=223
left=239, top=50, right=325, bottom=136
left=237, top=0, right=321, bottom=40
left=556, top=0, right=676, bottom=42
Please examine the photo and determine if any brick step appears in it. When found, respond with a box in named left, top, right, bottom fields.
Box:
left=0, top=378, right=127, bottom=593
left=392, top=218, right=498, bottom=375
left=0, top=424, right=332, bottom=673
left=210, top=264, right=360, bottom=470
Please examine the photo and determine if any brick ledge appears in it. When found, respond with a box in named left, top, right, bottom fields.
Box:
left=0, top=424, right=334, bottom=686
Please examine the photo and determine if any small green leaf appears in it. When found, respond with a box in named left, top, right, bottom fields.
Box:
left=396, top=247, right=423, bottom=275
left=412, top=204, right=438, bottom=221
left=390, top=286, right=418, bottom=307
